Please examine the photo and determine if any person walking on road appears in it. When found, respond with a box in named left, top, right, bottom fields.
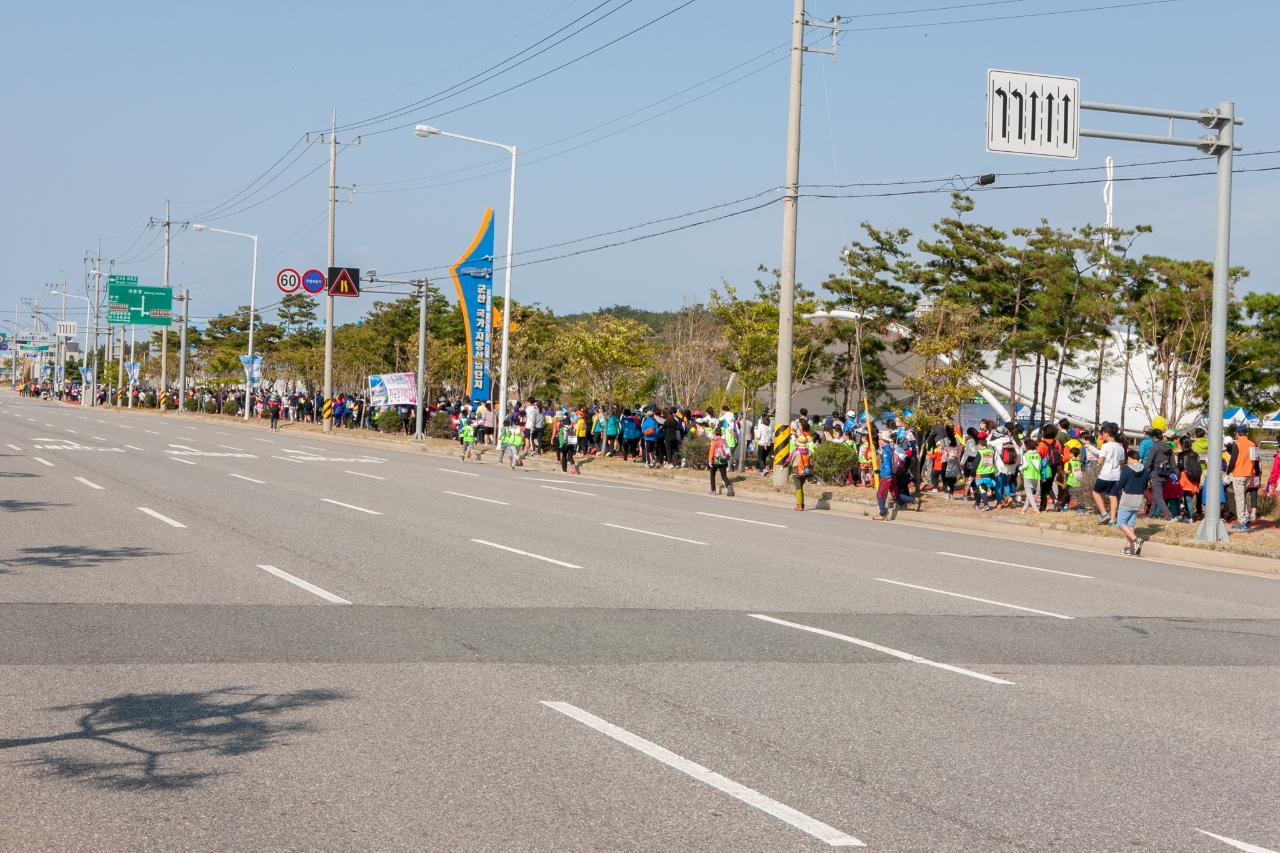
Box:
left=1092, top=423, right=1125, bottom=526
left=267, top=393, right=282, bottom=431
left=553, top=408, right=581, bottom=475
left=784, top=423, right=813, bottom=511
left=1118, top=447, right=1150, bottom=555
left=708, top=427, right=735, bottom=496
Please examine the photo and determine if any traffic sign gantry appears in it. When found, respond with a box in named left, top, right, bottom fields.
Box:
left=328, top=267, right=360, bottom=297
left=301, top=269, right=327, bottom=294
left=107, top=282, right=173, bottom=327
left=986, top=69, right=1079, bottom=159
left=276, top=268, right=301, bottom=294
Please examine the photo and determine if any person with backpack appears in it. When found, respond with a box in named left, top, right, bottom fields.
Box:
left=553, top=408, right=581, bottom=475
left=960, top=427, right=980, bottom=501
left=784, top=422, right=813, bottom=511
left=753, top=415, right=773, bottom=476
left=664, top=406, right=683, bottom=469
left=1117, top=447, right=1150, bottom=555
left=940, top=431, right=962, bottom=499
left=974, top=436, right=997, bottom=510
left=989, top=424, right=1020, bottom=508
left=459, top=416, right=478, bottom=462
left=1175, top=434, right=1201, bottom=521
left=1064, top=446, right=1083, bottom=512
left=1020, top=438, right=1043, bottom=514
left=640, top=409, right=660, bottom=468
left=267, top=393, right=282, bottom=431
left=1144, top=428, right=1179, bottom=520
left=1036, top=424, right=1065, bottom=512
left=707, top=427, right=735, bottom=496
left=874, top=432, right=898, bottom=520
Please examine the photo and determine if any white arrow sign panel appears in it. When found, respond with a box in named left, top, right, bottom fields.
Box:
left=987, top=69, right=1080, bottom=159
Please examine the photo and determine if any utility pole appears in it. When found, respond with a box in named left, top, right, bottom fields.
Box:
left=770, top=1, right=838, bottom=487
left=306, top=108, right=360, bottom=433
left=161, top=200, right=171, bottom=396
left=86, top=240, right=107, bottom=407
left=177, top=289, right=190, bottom=411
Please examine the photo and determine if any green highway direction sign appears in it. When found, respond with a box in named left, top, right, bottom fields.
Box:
left=107, top=278, right=172, bottom=327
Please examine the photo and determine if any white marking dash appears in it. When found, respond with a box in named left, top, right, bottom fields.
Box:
left=540, top=485, right=598, bottom=497
left=257, top=565, right=350, bottom=605
left=471, top=539, right=580, bottom=568
left=438, top=467, right=479, bottom=477
left=937, top=551, right=1094, bottom=579
left=696, top=511, right=786, bottom=529
left=170, top=457, right=196, bottom=465
left=542, top=702, right=864, bottom=847
left=321, top=498, right=382, bottom=516
left=1195, top=829, right=1278, bottom=853
left=345, top=470, right=385, bottom=480
left=74, top=477, right=104, bottom=490
left=445, top=490, right=508, bottom=505
left=874, top=578, right=1074, bottom=619
left=748, top=613, right=1013, bottom=685
left=602, top=523, right=706, bottom=545
left=138, top=507, right=186, bottom=528
left=32, top=457, right=54, bottom=467
left=229, top=473, right=265, bottom=484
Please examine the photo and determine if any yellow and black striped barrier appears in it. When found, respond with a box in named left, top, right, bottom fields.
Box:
left=159, top=391, right=169, bottom=410
left=772, top=423, right=792, bottom=466
left=322, top=399, right=333, bottom=422
left=116, top=388, right=125, bottom=404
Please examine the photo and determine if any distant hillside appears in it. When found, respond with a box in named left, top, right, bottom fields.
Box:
left=556, top=304, right=682, bottom=333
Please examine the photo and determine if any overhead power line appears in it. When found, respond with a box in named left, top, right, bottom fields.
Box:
left=846, top=0, right=1182, bottom=32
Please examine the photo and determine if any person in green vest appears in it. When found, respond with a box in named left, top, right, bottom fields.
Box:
left=459, top=417, right=477, bottom=462
left=1064, top=446, right=1083, bottom=512
left=1020, top=438, right=1042, bottom=514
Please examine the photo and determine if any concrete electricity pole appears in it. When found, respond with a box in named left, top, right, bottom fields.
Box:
left=307, top=108, right=359, bottom=433
left=177, top=289, right=190, bottom=410
left=770, top=1, right=838, bottom=487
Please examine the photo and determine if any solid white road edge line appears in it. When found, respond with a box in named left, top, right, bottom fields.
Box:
left=747, top=613, right=1014, bottom=685
left=256, top=565, right=351, bottom=605
left=438, top=467, right=480, bottom=477
left=445, top=491, right=509, bottom=505
left=602, top=522, right=707, bottom=545
left=1195, top=829, right=1279, bottom=853
left=32, top=457, right=54, bottom=467
left=541, top=702, right=865, bottom=848
left=541, top=485, right=598, bottom=497
left=471, top=539, right=581, bottom=568
left=229, top=473, right=266, bottom=484
left=345, top=470, right=385, bottom=480
left=74, top=477, right=104, bottom=490
left=936, top=551, right=1094, bottom=579
left=696, top=511, right=787, bottom=529
left=321, top=498, right=382, bottom=515
left=137, top=507, right=187, bottom=528
left=873, top=578, right=1074, bottom=620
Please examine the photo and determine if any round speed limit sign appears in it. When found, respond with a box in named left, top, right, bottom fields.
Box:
left=276, top=268, right=302, bottom=293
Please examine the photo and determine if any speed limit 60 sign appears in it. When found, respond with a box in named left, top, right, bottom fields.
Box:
left=276, top=268, right=301, bottom=293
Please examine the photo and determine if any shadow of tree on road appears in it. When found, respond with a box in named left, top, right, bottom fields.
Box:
left=0, top=499, right=69, bottom=512
left=1, top=687, right=348, bottom=791
left=0, top=471, right=39, bottom=478
left=0, top=545, right=171, bottom=571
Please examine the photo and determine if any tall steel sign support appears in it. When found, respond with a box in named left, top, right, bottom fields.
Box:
left=987, top=70, right=1243, bottom=542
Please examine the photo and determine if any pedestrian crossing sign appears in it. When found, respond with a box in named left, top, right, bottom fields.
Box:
left=328, top=267, right=360, bottom=297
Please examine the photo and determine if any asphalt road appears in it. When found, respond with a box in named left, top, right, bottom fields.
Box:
left=1, top=392, right=1278, bottom=852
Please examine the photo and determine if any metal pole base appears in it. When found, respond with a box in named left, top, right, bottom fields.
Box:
left=1194, top=518, right=1231, bottom=543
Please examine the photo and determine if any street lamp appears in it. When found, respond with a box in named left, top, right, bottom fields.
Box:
left=192, top=223, right=259, bottom=421
left=49, top=290, right=92, bottom=406
left=414, top=124, right=518, bottom=432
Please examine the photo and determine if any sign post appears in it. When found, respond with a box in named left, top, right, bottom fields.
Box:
left=985, top=71, right=1242, bottom=542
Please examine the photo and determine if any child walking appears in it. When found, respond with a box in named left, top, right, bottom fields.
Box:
left=1020, top=438, right=1042, bottom=514
left=707, top=427, right=735, bottom=496
left=459, top=417, right=477, bottom=462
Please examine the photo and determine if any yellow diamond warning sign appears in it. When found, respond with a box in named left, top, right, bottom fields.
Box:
left=327, top=267, right=360, bottom=297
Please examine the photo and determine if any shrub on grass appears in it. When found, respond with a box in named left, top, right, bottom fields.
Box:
left=811, top=442, right=857, bottom=485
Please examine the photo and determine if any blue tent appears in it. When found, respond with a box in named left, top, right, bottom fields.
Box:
left=1223, top=406, right=1260, bottom=428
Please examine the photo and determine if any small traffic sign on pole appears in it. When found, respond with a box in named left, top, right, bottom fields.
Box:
left=328, top=267, right=360, bottom=297
left=276, top=268, right=301, bottom=294
left=986, top=69, right=1079, bottom=159
left=301, top=269, right=327, bottom=294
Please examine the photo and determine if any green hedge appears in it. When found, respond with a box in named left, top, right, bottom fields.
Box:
left=223, top=401, right=240, bottom=418
left=183, top=398, right=199, bottom=412
left=375, top=407, right=404, bottom=433
left=203, top=399, right=219, bottom=414
left=682, top=434, right=710, bottom=470
left=426, top=411, right=453, bottom=439
left=811, top=442, right=858, bottom=484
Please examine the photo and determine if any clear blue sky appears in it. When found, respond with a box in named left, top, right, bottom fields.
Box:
left=5, top=0, right=1277, bottom=333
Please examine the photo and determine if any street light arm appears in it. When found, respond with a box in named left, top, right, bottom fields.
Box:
left=415, top=125, right=514, bottom=154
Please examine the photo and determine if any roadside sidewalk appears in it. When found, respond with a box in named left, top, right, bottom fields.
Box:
left=53, top=398, right=1280, bottom=577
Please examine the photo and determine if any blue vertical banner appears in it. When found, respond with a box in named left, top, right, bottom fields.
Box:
left=451, top=208, right=495, bottom=403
